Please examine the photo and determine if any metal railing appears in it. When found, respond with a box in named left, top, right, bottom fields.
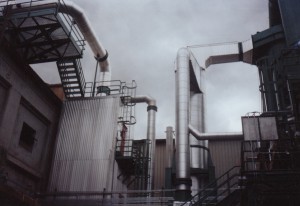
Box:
left=242, top=139, right=300, bottom=172
left=37, top=189, right=175, bottom=205
left=0, top=0, right=85, bottom=51
left=182, top=166, right=241, bottom=206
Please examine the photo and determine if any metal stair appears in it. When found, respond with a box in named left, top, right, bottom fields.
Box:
left=182, top=166, right=241, bottom=206
left=57, top=58, right=85, bottom=98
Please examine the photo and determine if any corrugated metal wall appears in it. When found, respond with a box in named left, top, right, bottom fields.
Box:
left=209, top=140, right=242, bottom=178
left=153, top=139, right=167, bottom=190
left=48, top=96, right=124, bottom=192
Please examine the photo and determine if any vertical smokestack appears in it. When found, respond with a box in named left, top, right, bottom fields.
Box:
left=128, top=95, right=157, bottom=190
left=175, top=48, right=192, bottom=201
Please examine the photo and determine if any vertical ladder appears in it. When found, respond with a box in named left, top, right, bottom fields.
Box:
left=57, top=58, right=85, bottom=98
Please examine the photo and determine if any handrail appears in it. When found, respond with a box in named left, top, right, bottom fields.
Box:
left=181, top=166, right=241, bottom=206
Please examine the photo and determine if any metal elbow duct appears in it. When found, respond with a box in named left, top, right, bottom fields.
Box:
left=204, top=42, right=253, bottom=68
left=129, top=95, right=156, bottom=107
left=61, top=1, right=110, bottom=72
left=129, top=95, right=157, bottom=190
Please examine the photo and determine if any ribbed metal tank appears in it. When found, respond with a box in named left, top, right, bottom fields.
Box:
left=48, top=96, right=124, bottom=192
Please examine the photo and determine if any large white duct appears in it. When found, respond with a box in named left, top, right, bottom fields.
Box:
left=61, top=1, right=110, bottom=73
left=128, top=95, right=157, bottom=191
left=175, top=47, right=244, bottom=201
left=175, top=48, right=191, bottom=200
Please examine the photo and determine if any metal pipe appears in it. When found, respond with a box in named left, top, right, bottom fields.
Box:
left=190, top=93, right=205, bottom=195
left=165, top=126, right=174, bottom=168
left=189, top=124, right=243, bottom=141
left=59, top=1, right=110, bottom=71
left=175, top=47, right=191, bottom=198
left=190, top=93, right=204, bottom=169
left=129, top=95, right=157, bottom=191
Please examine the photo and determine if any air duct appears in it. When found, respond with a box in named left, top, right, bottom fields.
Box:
left=175, top=47, right=244, bottom=201
left=61, top=0, right=111, bottom=82
left=128, top=95, right=157, bottom=191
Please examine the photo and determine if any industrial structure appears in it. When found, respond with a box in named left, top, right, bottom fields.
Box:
left=0, top=0, right=299, bottom=206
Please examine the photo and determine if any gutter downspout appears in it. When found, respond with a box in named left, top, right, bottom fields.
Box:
left=129, top=95, right=157, bottom=191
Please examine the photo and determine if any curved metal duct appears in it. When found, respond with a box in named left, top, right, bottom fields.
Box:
left=128, top=95, right=157, bottom=191
left=175, top=47, right=191, bottom=200
left=175, top=47, right=244, bottom=200
left=61, top=1, right=110, bottom=72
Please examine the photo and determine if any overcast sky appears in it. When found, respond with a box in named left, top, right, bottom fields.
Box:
left=34, top=0, right=269, bottom=139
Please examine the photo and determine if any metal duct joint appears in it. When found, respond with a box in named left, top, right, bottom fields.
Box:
left=128, top=95, right=157, bottom=190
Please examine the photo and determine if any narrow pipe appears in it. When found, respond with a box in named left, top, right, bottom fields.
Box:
left=189, top=124, right=243, bottom=141
left=128, top=95, right=157, bottom=191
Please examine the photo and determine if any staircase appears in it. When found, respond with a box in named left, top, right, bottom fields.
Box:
left=57, top=58, right=86, bottom=98
left=181, top=166, right=242, bottom=206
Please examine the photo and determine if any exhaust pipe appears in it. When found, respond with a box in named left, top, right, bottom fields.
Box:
left=128, top=95, right=157, bottom=191
left=175, top=48, right=192, bottom=200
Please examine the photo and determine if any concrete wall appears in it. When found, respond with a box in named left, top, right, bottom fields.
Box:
left=0, top=47, right=61, bottom=194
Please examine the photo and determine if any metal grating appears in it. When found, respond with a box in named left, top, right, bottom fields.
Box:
left=0, top=0, right=85, bottom=63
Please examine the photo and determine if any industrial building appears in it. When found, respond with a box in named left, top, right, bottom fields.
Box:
left=0, top=0, right=299, bottom=206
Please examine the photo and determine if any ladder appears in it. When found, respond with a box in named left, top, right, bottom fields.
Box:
left=57, top=58, right=85, bottom=98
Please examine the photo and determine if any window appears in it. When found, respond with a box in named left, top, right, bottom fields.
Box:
left=19, top=122, right=36, bottom=152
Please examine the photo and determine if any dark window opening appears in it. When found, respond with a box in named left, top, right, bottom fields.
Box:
left=19, top=122, right=36, bottom=152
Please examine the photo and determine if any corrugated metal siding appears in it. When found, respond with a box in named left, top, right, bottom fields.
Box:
left=153, top=140, right=167, bottom=190
left=48, top=96, right=125, bottom=192
left=209, top=140, right=242, bottom=178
